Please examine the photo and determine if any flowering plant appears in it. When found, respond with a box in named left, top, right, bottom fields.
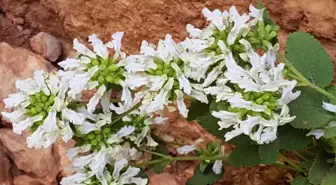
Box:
left=2, top=3, right=336, bottom=185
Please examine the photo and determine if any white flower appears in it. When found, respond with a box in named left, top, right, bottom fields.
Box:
left=202, top=8, right=226, bottom=31
left=227, top=93, right=267, bottom=112
left=145, top=78, right=174, bottom=114
left=204, top=77, right=234, bottom=102
left=249, top=5, right=264, bottom=25
left=60, top=172, right=89, bottom=185
left=112, top=159, right=148, bottom=185
left=88, top=34, right=109, bottom=60
left=227, top=6, right=250, bottom=45
left=177, top=144, right=196, bottom=155
left=108, top=126, right=136, bottom=144
left=175, top=90, right=188, bottom=118
left=73, top=38, right=97, bottom=59
left=67, top=66, right=99, bottom=98
left=322, top=102, right=336, bottom=113
left=176, top=139, right=203, bottom=154
left=87, top=85, right=107, bottom=113
left=212, top=160, right=223, bottom=175
left=307, top=129, right=325, bottom=139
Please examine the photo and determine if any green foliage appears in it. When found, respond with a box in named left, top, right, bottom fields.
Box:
left=326, top=86, right=336, bottom=104
left=196, top=142, right=222, bottom=173
left=321, top=165, right=336, bottom=185
left=228, top=138, right=261, bottom=167
left=186, top=164, right=223, bottom=185
left=324, top=127, right=336, bottom=139
left=289, top=87, right=334, bottom=129
left=286, top=32, right=333, bottom=88
left=228, top=125, right=311, bottom=167
left=259, top=139, right=279, bottom=165
left=291, top=176, right=313, bottom=185
left=308, top=150, right=333, bottom=185
left=187, top=101, right=210, bottom=121
left=197, top=113, right=225, bottom=140
left=278, top=125, right=311, bottom=150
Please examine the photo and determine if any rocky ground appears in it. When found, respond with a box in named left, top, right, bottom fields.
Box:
left=0, top=0, right=335, bottom=184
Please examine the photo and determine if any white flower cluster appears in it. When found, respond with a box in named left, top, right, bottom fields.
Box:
left=180, top=5, right=300, bottom=144
left=1, top=4, right=301, bottom=185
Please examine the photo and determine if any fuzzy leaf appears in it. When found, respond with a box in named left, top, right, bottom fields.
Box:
left=321, top=165, right=336, bottom=185
left=289, top=87, right=334, bottom=129
left=308, top=150, right=333, bottom=185
left=324, top=127, right=336, bottom=139
left=197, top=114, right=225, bottom=140
left=186, top=164, right=223, bottom=185
left=228, top=140, right=261, bottom=167
left=278, top=125, right=311, bottom=150
left=326, top=86, right=336, bottom=104
left=187, top=101, right=210, bottom=121
left=286, top=32, right=333, bottom=88
left=291, top=176, right=312, bottom=185
left=258, top=139, right=279, bottom=165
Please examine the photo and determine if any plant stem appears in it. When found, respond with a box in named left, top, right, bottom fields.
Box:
left=278, top=52, right=336, bottom=102
left=292, top=150, right=308, bottom=161
left=275, top=161, right=301, bottom=172
left=111, top=101, right=142, bottom=124
left=278, top=153, right=306, bottom=174
left=134, top=155, right=229, bottom=168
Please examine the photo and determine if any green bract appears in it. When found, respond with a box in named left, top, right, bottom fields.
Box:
left=88, top=57, right=125, bottom=87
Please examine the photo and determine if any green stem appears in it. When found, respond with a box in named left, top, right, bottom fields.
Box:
left=110, top=99, right=121, bottom=103
left=279, top=153, right=306, bottom=174
left=134, top=155, right=229, bottom=168
left=275, top=161, right=302, bottom=172
left=292, top=150, right=308, bottom=161
left=278, top=52, right=336, bottom=102
left=111, top=101, right=142, bottom=124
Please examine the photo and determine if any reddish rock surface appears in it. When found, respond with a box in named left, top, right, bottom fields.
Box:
left=30, top=32, right=62, bottom=62
left=0, top=0, right=335, bottom=67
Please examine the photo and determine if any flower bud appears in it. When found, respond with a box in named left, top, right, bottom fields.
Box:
left=91, top=59, right=100, bottom=66
left=107, top=64, right=118, bottom=72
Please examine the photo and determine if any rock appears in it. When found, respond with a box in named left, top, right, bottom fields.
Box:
left=30, top=32, right=62, bottom=62
left=0, top=129, right=59, bottom=185
left=13, top=17, right=24, bottom=25
left=149, top=173, right=180, bottom=185
left=0, top=147, right=12, bottom=185
left=0, top=42, right=53, bottom=114
left=54, top=140, right=75, bottom=177
left=13, top=175, right=45, bottom=185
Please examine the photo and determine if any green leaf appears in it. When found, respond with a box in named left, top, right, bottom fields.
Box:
left=321, top=165, right=336, bottom=185
left=187, top=101, right=210, bottom=121
left=300, top=159, right=314, bottom=171
left=308, top=150, right=333, bottom=185
left=278, top=125, right=311, bottom=150
left=186, top=164, right=223, bottom=185
left=228, top=140, right=261, bottom=167
left=258, top=139, right=279, bottom=165
left=291, top=176, right=313, bottom=185
left=286, top=32, right=333, bottom=88
left=197, top=114, right=225, bottom=140
left=289, top=87, right=334, bottom=129
left=326, top=86, right=336, bottom=104
left=199, top=161, right=209, bottom=173
left=324, top=127, right=336, bottom=139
